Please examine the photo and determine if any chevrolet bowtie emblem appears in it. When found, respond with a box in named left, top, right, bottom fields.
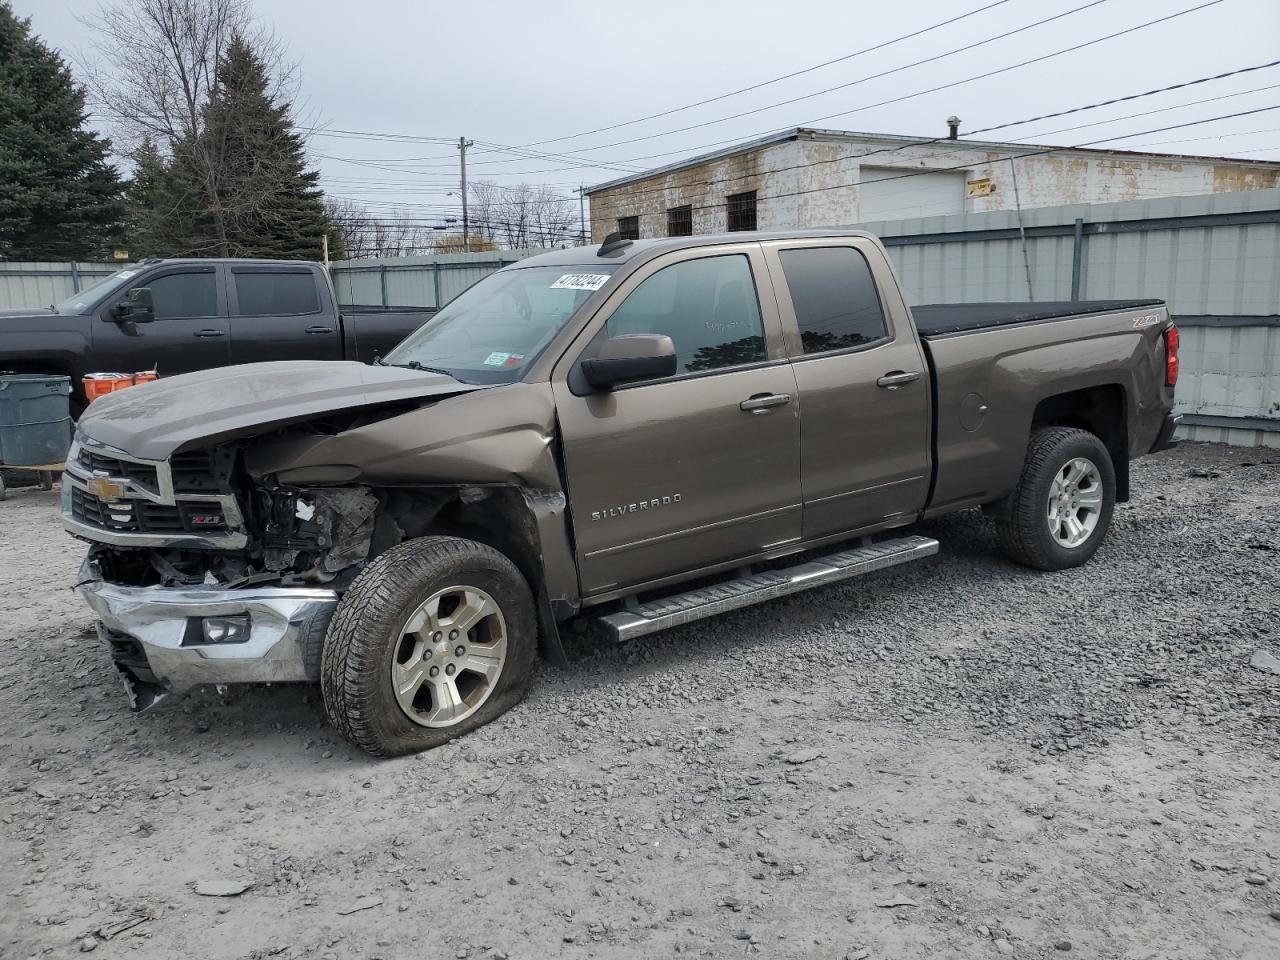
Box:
left=86, top=475, right=126, bottom=501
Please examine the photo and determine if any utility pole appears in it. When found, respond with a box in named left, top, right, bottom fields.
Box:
left=578, top=186, right=586, bottom=245
left=458, top=136, right=474, bottom=252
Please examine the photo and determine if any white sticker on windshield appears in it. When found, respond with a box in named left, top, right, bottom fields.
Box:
left=483, top=352, right=512, bottom=366
left=116, top=270, right=137, bottom=279
left=551, top=273, right=610, bottom=291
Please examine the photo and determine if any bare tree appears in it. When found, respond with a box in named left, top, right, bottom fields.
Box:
left=83, top=0, right=289, bottom=149
left=466, top=180, right=502, bottom=246
left=83, top=0, right=308, bottom=255
left=468, top=180, right=578, bottom=249
left=325, top=199, right=437, bottom=260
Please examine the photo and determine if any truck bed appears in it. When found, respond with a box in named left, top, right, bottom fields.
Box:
left=912, top=299, right=1164, bottom=337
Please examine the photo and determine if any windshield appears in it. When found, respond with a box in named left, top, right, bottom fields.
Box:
left=53, top=266, right=142, bottom=314
left=382, top=265, right=616, bottom=384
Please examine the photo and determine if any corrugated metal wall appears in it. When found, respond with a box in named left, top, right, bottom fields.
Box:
left=855, top=188, right=1280, bottom=447
left=0, top=252, right=538, bottom=312
left=0, top=262, right=118, bottom=309
left=328, top=250, right=539, bottom=308
left=3, top=192, right=1275, bottom=444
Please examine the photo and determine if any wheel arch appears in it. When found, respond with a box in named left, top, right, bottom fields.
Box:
left=369, top=483, right=575, bottom=667
left=1030, top=383, right=1129, bottom=502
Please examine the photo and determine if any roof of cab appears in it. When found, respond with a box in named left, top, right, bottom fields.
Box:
left=505, top=229, right=881, bottom=269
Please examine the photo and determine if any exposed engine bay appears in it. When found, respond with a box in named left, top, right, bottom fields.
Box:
left=82, top=408, right=457, bottom=591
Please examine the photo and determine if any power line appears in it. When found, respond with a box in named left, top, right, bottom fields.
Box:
left=963, top=57, right=1280, bottom=140
left=999, top=80, right=1280, bottom=143
left=305, top=1, right=1013, bottom=162
left=647, top=104, right=1280, bottom=219
left=575, top=60, right=1280, bottom=205
left=313, top=0, right=1117, bottom=172
left=519, top=0, right=1119, bottom=159
left=312, top=0, right=1224, bottom=184
left=514, top=0, right=1013, bottom=150
left=589, top=0, right=1226, bottom=167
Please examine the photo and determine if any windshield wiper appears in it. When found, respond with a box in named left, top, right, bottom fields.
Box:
left=387, top=360, right=459, bottom=378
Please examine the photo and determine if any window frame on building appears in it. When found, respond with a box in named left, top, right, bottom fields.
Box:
left=616, top=215, right=640, bottom=240
left=725, top=191, right=757, bottom=232
left=666, top=205, right=693, bottom=237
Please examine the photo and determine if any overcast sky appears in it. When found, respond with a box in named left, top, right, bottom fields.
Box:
left=16, top=0, right=1280, bottom=229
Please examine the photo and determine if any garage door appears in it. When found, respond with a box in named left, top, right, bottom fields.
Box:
left=858, top=167, right=966, bottom=222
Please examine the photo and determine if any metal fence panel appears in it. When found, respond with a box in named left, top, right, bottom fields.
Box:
left=327, top=250, right=539, bottom=308
left=4, top=196, right=1276, bottom=443
left=0, top=261, right=118, bottom=309
left=855, top=188, right=1280, bottom=445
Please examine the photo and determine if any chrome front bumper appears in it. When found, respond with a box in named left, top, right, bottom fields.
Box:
left=78, top=560, right=337, bottom=710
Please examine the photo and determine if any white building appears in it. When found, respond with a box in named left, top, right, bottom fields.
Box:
left=586, top=125, right=1280, bottom=242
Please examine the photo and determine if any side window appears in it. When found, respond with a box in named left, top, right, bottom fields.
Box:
left=145, top=272, right=218, bottom=320
left=233, top=272, right=321, bottom=316
left=606, top=254, right=766, bottom=374
left=778, top=246, right=888, bottom=354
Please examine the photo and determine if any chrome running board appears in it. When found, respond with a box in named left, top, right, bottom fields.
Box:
left=595, top=535, right=939, bottom=642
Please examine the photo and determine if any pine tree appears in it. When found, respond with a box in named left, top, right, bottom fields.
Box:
left=0, top=3, right=124, bottom=259
left=200, top=35, right=338, bottom=260
left=123, top=137, right=211, bottom=258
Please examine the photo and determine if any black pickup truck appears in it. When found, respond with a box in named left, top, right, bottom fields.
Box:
left=0, top=258, right=434, bottom=413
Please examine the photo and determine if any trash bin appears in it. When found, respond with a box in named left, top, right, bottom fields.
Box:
left=0, top=373, right=73, bottom=467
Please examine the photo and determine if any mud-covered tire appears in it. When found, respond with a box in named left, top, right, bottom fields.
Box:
left=320, top=536, right=537, bottom=757
left=990, top=426, right=1116, bottom=571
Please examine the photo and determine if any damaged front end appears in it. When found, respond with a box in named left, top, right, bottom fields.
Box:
left=65, top=433, right=390, bottom=710
left=63, top=374, right=577, bottom=711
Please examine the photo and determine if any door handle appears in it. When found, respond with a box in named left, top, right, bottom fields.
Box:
left=876, top=370, right=921, bottom=389
left=740, top=393, right=793, bottom=414
left=305, top=325, right=334, bottom=334
left=193, top=329, right=226, bottom=338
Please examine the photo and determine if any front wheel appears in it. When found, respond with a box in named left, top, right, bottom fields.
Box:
left=321, top=536, right=537, bottom=757
left=990, top=426, right=1116, bottom=571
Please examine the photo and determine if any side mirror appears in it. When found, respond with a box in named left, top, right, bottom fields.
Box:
left=580, top=334, right=677, bottom=390
left=113, top=287, right=155, bottom=323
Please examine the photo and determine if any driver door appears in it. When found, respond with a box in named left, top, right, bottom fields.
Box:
left=552, top=244, right=803, bottom=598
left=92, top=265, right=230, bottom=376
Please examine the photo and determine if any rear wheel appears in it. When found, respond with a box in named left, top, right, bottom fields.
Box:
left=991, top=427, right=1116, bottom=570
left=321, top=536, right=537, bottom=757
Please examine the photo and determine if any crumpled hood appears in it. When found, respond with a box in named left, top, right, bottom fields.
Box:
left=77, top=360, right=487, bottom=460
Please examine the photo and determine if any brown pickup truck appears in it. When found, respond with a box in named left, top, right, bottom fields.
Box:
left=63, top=230, right=1181, bottom=756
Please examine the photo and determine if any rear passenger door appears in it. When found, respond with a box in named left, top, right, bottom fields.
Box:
left=227, top=266, right=341, bottom=363
left=762, top=239, right=931, bottom=541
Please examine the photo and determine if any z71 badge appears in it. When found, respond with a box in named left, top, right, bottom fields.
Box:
left=1132, top=313, right=1162, bottom=329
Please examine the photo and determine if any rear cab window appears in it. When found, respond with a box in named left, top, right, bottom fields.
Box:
left=777, top=246, right=889, bottom=355
left=233, top=271, right=321, bottom=316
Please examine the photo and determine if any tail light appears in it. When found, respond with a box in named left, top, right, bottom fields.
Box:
left=1164, top=324, right=1180, bottom=387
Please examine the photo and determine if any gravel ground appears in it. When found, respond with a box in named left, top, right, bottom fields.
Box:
left=1, top=442, right=1278, bottom=960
